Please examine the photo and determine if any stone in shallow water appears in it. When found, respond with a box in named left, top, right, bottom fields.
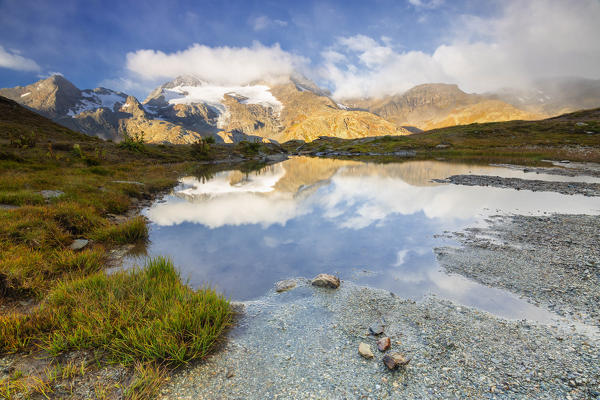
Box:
left=311, top=274, right=340, bottom=289
left=383, top=353, right=410, bottom=370
left=70, top=239, right=89, bottom=251
left=275, top=279, right=297, bottom=293
left=358, top=342, right=374, bottom=359
left=377, top=337, right=391, bottom=351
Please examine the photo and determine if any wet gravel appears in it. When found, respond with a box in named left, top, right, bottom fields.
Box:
left=437, top=214, right=600, bottom=328
left=434, top=175, right=600, bottom=196
left=160, top=280, right=600, bottom=399
left=490, top=163, right=600, bottom=178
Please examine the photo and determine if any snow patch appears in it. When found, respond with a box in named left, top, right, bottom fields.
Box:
left=20, top=92, right=31, bottom=97
left=164, top=84, right=283, bottom=112
left=68, top=91, right=127, bottom=116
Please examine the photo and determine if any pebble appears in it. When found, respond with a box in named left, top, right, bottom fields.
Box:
left=369, top=321, right=385, bottom=335
left=382, top=353, right=410, bottom=370
left=358, top=343, right=374, bottom=359
left=376, top=337, right=391, bottom=351
left=311, top=274, right=340, bottom=289
left=275, top=279, right=297, bottom=293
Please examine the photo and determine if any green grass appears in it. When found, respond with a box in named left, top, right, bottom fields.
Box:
left=92, top=216, right=149, bottom=244
left=0, top=190, right=44, bottom=206
left=2, top=257, right=231, bottom=365
left=0, top=246, right=106, bottom=296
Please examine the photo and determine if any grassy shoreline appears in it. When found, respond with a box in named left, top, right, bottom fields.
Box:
left=0, top=145, right=237, bottom=397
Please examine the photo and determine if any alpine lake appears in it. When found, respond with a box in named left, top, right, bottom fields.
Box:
left=122, top=156, right=600, bottom=323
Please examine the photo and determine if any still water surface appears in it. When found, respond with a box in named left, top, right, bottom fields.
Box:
left=127, top=157, right=600, bottom=321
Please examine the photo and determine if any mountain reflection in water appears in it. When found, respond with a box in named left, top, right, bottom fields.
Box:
left=129, top=157, right=599, bottom=321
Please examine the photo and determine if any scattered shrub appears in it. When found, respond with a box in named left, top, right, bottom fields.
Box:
left=191, top=138, right=211, bottom=156
left=119, top=131, right=145, bottom=152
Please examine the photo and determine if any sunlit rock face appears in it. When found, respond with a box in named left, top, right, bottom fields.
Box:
left=344, top=83, right=544, bottom=131
left=142, top=76, right=410, bottom=143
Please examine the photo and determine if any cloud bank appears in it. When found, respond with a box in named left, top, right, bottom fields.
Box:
left=0, top=46, right=40, bottom=72
left=126, top=42, right=306, bottom=86
left=120, top=0, right=600, bottom=99
left=321, top=0, right=600, bottom=98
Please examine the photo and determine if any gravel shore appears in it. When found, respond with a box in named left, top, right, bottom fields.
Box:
left=437, top=214, right=600, bottom=328
left=160, top=280, right=599, bottom=399
left=490, top=163, right=600, bottom=178
left=434, top=175, right=600, bottom=196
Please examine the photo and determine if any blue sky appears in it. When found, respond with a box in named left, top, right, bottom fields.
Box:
left=1, top=0, right=599, bottom=99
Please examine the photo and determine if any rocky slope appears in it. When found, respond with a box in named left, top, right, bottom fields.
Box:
left=0, top=75, right=203, bottom=143
left=345, top=83, right=544, bottom=131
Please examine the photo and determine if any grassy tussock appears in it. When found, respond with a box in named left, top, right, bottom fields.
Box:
left=92, top=216, right=149, bottom=244
left=40, top=257, right=230, bottom=366
left=0, top=190, right=44, bottom=206
left=0, top=247, right=105, bottom=296
left=2, top=258, right=231, bottom=367
left=124, top=362, right=168, bottom=400
left=52, top=201, right=105, bottom=235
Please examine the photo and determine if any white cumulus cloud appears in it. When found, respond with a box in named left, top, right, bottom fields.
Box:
left=126, top=42, right=305, bottom=86
left=0, top=46, right=40, bottom=72
left=320, top=0, right=600, bottom=98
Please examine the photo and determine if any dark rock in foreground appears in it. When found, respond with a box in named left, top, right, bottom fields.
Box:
left=382, top=352, right=410, bottom=370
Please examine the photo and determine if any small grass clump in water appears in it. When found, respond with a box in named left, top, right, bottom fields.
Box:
left=2, top=257, right=231, bottom=367
left=92, top=216, right=148, bottom=244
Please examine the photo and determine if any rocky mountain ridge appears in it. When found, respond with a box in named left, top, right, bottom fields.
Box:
left=0, top=75, right=408, bottom=144
left=2, top=75, right=599, bottom=144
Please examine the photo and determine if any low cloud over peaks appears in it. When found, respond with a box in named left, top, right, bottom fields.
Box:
left=126, top=42, right=306, bottom=86
left=320, top=0, right=600, bottom=99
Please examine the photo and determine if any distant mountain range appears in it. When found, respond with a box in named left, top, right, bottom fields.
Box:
left=1, top=75, right=599, bottom=144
